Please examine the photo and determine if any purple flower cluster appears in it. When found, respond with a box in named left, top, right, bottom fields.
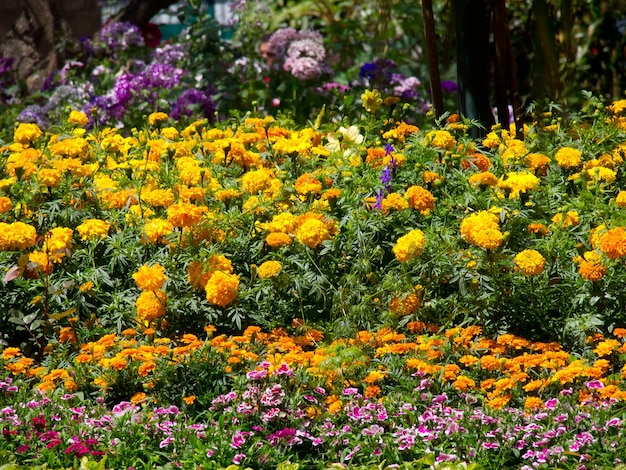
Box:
left=171, top=88, right=216, bottom=122
left=359, top=58, right=424, bottom=100
left=268, top=28, right=329, bottom=81
left=98, top=21, right=145, bottom=51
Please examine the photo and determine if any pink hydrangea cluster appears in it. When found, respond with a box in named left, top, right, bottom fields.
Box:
left=268, top=28, right=328, bottom=81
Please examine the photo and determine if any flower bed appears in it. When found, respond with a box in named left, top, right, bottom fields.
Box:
left=2, top=93, right=626, bottom=467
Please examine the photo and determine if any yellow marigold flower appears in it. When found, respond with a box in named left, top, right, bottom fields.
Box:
left=551, top=210, right=580, bottom=228
left=297, top=218, right=331, bottom=249
left=14, top=123, right=43, bottom=146
left=594, top=339, right=621, bottom=357
left=142, top=218, right=174, bottom=244
left=266, top=232, right=293, bottom=248
left=574, top=251, right=606, bottom=281
left=497, top=171, right=540, bottom=199
left=585, top=166, right=616, bottom=184
left=554, top=147, right=582, bottom=169
left=135, top=289, right=167, bottom=322
left=79, top=281, right=94, bottom=292
left=599, top=226, right=626, bottom=259
left=133, top=264, right=168, bottom=291
left=50, top=137, right=89, bottom=159
left=167, top=202, right=207, bottom=228
left=460, top=211, right=503, bottom=250
left=215, top=188, right=243, bottom=202
left=241, top=168, right=277, bottom=194
left=405, top=185, right=435, bottom=214
left=142, top=188, right=175, bottom=207
left=76, top=219, right=110, bottom=241
left=616, top=190, right=626, bottom=208
left=609, top=99, right=626, bottom=114
left=148, top=112, right=169, bottom=126
left=28, top=250, right=53, bottom=275
left=361, top=89, right=383, bottom=113
left=513, top=249, right=546, bottom=276
left=257, top=260, right=282, bottom=279
left=37, top=168, right=63, bottom=187
left=468, top=171, right=499, bottom=188
left=205, top=271, right=240, bottom=307
left=0, top=221, right=37, bottom=251
left=392, top=229, right=426, bottom=262
left=423, top=130, right=456, bottom=150
left=381, top=192, right=409, bottom=212
left=295, top=173, right=323, bottom=196
left=68, top=110, right=89, bottom=127
left=363, top=370, right=386, bottom=384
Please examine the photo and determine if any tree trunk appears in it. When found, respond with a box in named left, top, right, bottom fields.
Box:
left=115, top=0, right=179, bottom=28
left=453, top=0, right=495, bottom=138
left=0, top=0, right=78, bottom=92
left=0, top=0, right=179, bottom=93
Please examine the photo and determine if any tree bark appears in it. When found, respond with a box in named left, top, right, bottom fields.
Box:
left=115, top=0, right=179, bottom=28
left=0, top=0, right=180, bottom=93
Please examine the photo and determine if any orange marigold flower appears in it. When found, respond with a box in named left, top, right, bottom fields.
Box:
left=468, top=171, right=499, bottom=188
left=364, top=385, right=381, bottom=398
left=392, top=229, right=426, bottom=262
left=599, top=226, right=626, bottom=259
left=452, top=375, right=476, bottom=392
left=0, top=196, right=11, bottom=213
left=138, top=361, right=157, bottom=377
left=2, top=347, right=22, bottom=360
left=295, top=173, right=323, bottom=196
left=442, top=363, right=460, bottom=381
left=524, top=396, right=544, bottom=410
left=527, top=223, right=549, bottom=235
left=167, top=202, right=208, bottom=228
left=133, top=264, right=168, bottom=291
left=266, top=232, right=293, bottom=248
left=574, top=251, right=606, bottom=281
left=405, top=185, right=435, bottom=214
left=513, top=249, right=546, bottom=276
left=183, top=395, right=196, bottom=405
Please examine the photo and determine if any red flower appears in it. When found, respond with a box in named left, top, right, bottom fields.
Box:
left=141, top=23, right=162, bottom=49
